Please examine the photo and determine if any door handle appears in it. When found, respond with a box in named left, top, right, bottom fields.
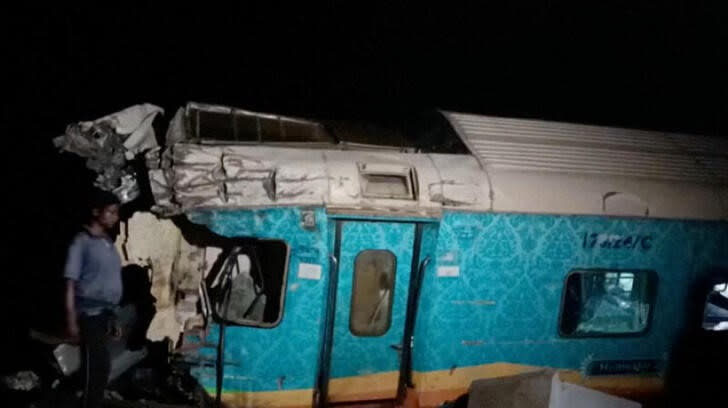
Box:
left=390, top=344, right=403, bottom=352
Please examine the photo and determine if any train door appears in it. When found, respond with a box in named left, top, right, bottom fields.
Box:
left=326, top=220, right=416, bottom=403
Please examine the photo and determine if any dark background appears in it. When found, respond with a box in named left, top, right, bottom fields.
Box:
left=1, top=2, right=726, bottom=367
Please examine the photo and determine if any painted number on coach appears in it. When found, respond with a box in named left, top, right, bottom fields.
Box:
left=582, top=233, right=653, bottom=250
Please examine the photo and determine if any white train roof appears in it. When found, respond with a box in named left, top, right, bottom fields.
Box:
left=443, top=111, right=728, bottom=220
left=148, top=144, right=488, bottom=217
left=148, top=109, right=728, bottom=220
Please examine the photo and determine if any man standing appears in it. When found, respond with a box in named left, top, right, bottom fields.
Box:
left=64, top=190, right=123, bottom=408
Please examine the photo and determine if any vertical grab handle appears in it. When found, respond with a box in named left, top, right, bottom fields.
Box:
left=315, top=254, right=339, bottom=408
left=402, top=255, right=431, bottom=390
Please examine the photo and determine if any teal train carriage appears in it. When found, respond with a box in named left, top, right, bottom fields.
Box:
left=144, top=104, right=728, bottom=407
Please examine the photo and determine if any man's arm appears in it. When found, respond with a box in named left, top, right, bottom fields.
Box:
left=65, top=279, right=79, bottom=341
left=63, top=235, right=83, bottom=342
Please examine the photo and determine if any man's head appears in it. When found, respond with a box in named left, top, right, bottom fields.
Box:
left=89, top=189, right=121, bottom=230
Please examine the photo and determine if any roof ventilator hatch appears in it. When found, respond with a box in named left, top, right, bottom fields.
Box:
left=358, top=162, right=417, bottom=200
left=603, top=192, right=649, bottom=217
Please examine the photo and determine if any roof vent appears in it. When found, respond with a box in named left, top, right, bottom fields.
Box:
left=603, top=192, right=649, bottom=217
left=358, top=163, right=417, bottom=200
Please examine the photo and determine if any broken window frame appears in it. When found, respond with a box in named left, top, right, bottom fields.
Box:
left=558, top=268, right=658, bottom=338
left=209, top=239, right=290, bottom=329
left=185, top=102, right=334, bottom=144
left=702, top=282, right=728, bottom=331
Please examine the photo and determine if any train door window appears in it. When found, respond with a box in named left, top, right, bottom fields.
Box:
left=206, top=239, right=289, bottom=327
left=559, top=269, right=656, bottom=337
left=702, top=282, right=728, bottom=331
left=350, top=250, right=396, bottom=336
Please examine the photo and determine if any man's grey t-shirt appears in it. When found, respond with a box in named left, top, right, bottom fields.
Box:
left=64, top=230, right=122, bottom=315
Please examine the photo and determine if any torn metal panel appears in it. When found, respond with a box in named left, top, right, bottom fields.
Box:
left=59, top=102, right=163, bottom=158
left=118, top=212, right=181, bottom=308
left=145, top=306, right=181, bottom=343
left=221, top=151, right=278, bottom=202
left=142, top=103, right=490, bottom=216
left=53, top=103, right=164, bottom=203
left=117, top=212, right=206, bottom=342
left=275, top=167, right=329, bottom=200
left=147, top=144, right=488, bottom=216
left=55, top=121, right=128, bottom=194
left=428, top=154, right=491, bottom=208
left=429, top=182, right=480, bottom=206
left=148, top=168, right=176, bottom=215
left=174, top=237, right=206, bottom=293
left=165, top=107, right=186, bottom=145
left=142, top=105, right=728, bottom=220
left=109, top=103, right=164, bottom=158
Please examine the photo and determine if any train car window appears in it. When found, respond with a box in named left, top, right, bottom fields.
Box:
left=702, top=282, right=728, bottom=331
left=559, top=269, right=656, bottom=337
left=207, top=240, right=289, bottom=328
left=350, top=250, right=397, bottom=336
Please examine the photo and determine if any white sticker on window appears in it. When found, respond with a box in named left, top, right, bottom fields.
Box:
left=298, top=263, right=322, bottom=280
left=437, top=266, right=460, bottom=277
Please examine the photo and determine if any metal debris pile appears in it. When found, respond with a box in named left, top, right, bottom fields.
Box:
left=53, top=104, right=164, bottom=203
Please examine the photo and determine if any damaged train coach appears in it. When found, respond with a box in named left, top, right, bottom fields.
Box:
left=130, top=103, right=728, bottom=407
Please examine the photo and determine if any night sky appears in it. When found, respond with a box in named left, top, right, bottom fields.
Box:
left=1, top=3, right=727, bottom=347
left=6, top=3, right=727, bottom=134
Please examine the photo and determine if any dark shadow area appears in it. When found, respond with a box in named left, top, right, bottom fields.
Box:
left=0, top=262, right=161, bottom=408
left=1, top=149, right=96, bottom=377
left=120, top=264, right=157, bottom=351
left=665, top=267, right=728, bottom=407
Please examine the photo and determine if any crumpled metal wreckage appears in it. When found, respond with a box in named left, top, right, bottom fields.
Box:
left=53, top=103, right=164, bottom=203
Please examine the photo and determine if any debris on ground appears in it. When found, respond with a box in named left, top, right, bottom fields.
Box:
left=467, top=369, right=554, bottom=408
left=461, top=369, right=641, bottom=408
left=0, top=342, right=211, bottom=408
left=1, top=370, right=41, bottom=392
